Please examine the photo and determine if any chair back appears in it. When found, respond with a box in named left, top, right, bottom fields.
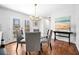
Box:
left=48, top=30, right=53, bottom=40
left=46, top=30, right=50, bottom=39
left=25, top=32, right=40, bottom=52
left=33, top=29, right=39, bottom=32
left=47, top=30, right=49, bottom=35
left=16, top=30, right=23, bottom=42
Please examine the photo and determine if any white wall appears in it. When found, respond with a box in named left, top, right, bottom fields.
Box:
left=0, top=6, right=29, bottom=44
left=50, top=5, right=76, bottom=43
left=75, top=5, right=79, bottom=51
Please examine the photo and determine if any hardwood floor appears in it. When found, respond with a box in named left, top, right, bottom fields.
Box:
left=0, top=40, right=79, bottom=55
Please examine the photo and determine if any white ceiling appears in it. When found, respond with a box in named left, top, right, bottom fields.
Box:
left=1, top=4, right=74, bottom=17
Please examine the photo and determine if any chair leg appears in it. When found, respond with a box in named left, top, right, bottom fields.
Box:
left=21, top=43, right=22, bottom=47
left=38, top=51, right=41, bottom=55
left=26, top=51, right=28, bottom=55
left=50, top=43, right=52, bottom=51
left=26, top=51, right=31, bottom=55
left=16, top=43, right=18, bottom=50
left=16, top=43, right=18, bottom=53
left=40, top=43, right=43, bottom=53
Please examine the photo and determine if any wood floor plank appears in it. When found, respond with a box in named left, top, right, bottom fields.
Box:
left=0, top=40, right=78, bottom=55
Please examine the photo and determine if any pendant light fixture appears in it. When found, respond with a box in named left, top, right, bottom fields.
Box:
left=29, top=4, right=39, bottom=21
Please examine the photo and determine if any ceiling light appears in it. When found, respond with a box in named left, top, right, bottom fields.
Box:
left=29, top=4, right=40, bottom=21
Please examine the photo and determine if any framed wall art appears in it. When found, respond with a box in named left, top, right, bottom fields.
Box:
left=55, top=16, right=71, bottom=31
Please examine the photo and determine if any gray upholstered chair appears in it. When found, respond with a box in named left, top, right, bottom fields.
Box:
left=25, top=32, right=41, bottom=55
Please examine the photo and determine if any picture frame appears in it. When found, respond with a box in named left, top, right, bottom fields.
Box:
left=55, top=16, right=71, bottom=31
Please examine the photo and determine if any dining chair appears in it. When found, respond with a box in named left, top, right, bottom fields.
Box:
left=25, top=32, right=41, bottom=55
left=48, top=30, right=52, bottom=50
left=16, top=30, right=24, bottom=53
left=40, top=30, right=53, bottom=53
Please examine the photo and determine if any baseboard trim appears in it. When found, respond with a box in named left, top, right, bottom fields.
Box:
left=4, top=41, right=26, bottom=46
left=5, top=41, right=16, bottom=46
left=76, top=44, right=79, bottom=51
left=0, top=41, right=16, bottom=48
